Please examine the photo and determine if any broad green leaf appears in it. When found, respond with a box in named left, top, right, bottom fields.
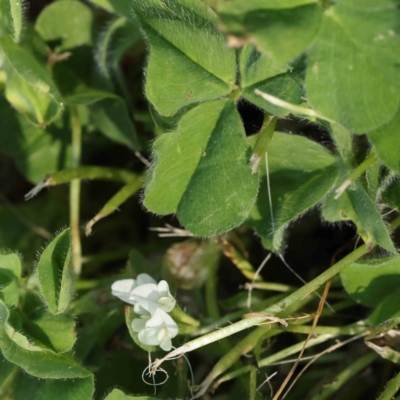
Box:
left=37, top=229, right=73, bottom=314
left=90, top=98, right=141, bottom=150
left=9, top=0, right=23, bottom=42
left=144, top=100, right=259, bottom=236
left=218, top=0, right=322, bottom=65
left=369, top=290, right=400, bottom=326
left=368, top=108, right=400, bottom=174
left=0, top=97, right=72, bottom=183
left=239, top=45, right=303, bottom=117
left=322, top=182, right=396, bottom=253
left=0, top=253, right=21, bottom=308
left=13, top=373, right=94, bottom=400
left=23, top=308, right=76, bottom=353
left=132, top=0, right=236, bottom=116
left=105, top=389, right=160, bottom=400
left=87, top=0, right=133, bottom=20
left=246, top=132, right=339, bottom=251
left=125, top=306, right=157, bottom=352
left=337, top=0, right=398, bottom=10
left=340, top=257, right=400, bottom=308
left=35, top=0, right=93, bottom=51
left=306, top=6, right=400, bottom=133
left=0, top=332, right=91, bottom=379
left=0, top=36, right=63, bottom=126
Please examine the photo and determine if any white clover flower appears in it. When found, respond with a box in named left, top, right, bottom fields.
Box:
left=130, top=280, right=176, bottom=314
left=138, top=308, right=178, bottom=351
left=111, top=273, right=157, bottom=306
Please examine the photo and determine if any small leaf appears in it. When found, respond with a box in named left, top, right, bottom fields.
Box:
left=381, top=175, right=400, bottom=211
left=369, top=290, right=400, bottom=326
left=0, top=1, right=12, bottom=36
left=125, top=306, right=157, bottom=352
left=144, top=100, right=259, bottom=236
left=340, top=257, right=400, bottom=308
left=35, top=0, right=93, bottom=51
left=22, top=308, right=76, bottom=353
left=65, top=90, right=118, bottom=106
left=247, top=132, right=339, bottom=251
left=90, top=98, right=141, bottom=150
left=368, top=108, right=400, bottom=175
left=12, top=373, right=94, bottom=400
left=87, top=0, right=134, bottom=20
left=0, top=253, right=21, bottom=308
left=9, top=0, right=23, bottom=43
left=37, top=229, right=73, bottom=314
left=104, top=388, right=160, bottom=400
left=96, top=17, right=141, bottom=84
left=132, top=0, right=236, bottom=116
left=239, top=45, right=303, bottom=117
left=218, top=0, right=322, bottom=65
left=323, top=182, right=396, bottom=253
left=0, top=36, right=63, bottom=126
left=306, top=6, right=400, bottom=133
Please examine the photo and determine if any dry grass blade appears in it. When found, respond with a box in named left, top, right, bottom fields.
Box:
left=271, top=278, right=333, bottom=400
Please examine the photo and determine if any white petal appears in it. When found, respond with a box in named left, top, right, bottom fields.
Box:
left=145, top=308, right=165, bottom=329
left=158, top=296, right=176, bottom=313
left=138, top=328, right=159, bottom=346
left=157, top=280, right=172, bottom=297
left=136, top=273, right=157, bottom=286
left=111, top=279, right=136, bottom=304
left=132, top=318, right=147, bottom=332
left=160, top=337, right=172, bottom=351
left=131, top=283, right=160, bottom=314
left=134, top=304, right=151, bottom=316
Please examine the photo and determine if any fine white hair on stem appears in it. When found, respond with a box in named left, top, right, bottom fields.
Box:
left=247, top=253, right=272, bottom=309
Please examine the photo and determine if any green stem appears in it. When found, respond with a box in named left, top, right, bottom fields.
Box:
left=249, top=365, right=257, bottom=400
left=70, top=107, right=82, bottom=276
left=310, top=352, right=378, bottom=400
left=335, top=152, right=378, bottom=198
left=377, top=371, right=400, bottom=400
left=159, top=244, right=368, bottom=362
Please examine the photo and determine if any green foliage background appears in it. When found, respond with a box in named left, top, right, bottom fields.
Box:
left=1, top=0, right=400, bottom=399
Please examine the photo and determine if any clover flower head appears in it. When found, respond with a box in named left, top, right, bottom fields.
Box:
left=137, top=308, right=178, bottom=351
left=130, top=280, right=176, bottom=314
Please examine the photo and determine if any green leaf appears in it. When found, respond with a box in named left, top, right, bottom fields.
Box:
left=125, top=306, right=157, bottom=352
left=90, top=98, right=141, bottom=150
left=0, top=253, right=21, bottom=308
left=35, top=0, right=93, bottom=51
left=329, top=122, right=354, bottom=168
left=9, top=0, right=23, bottom=43
left=132, top=0, right=236, bottom=116
left=144, top=100, right=259, bottom=236
left=368, top=108, right=400, bottom=174
left=0, top=97, right=72, bottom=183
left=0, top=0, right=12, bottom=36
left=0, top=36, right=63, bottom=126
left=12, top=373, right=94, bottom=400
left=369, top=290, right=400, bottom=326
left=37, top=229, right=73, bottom=314
left=0, top=354, right=18, bottom=396
left=340, top=257, right=400, bottom=308
left=381, top=175, right=400, bottom=211
left=322, top=182, right=396, bottom=253
left=239, top=45, right=303, bottom=117
left=96, top=17, right=141, bottom=84
left=65, top=90, right=118, bottom=106
left=218, top=0, right=322, bottom=65
left=306, top=6, right=400, bottom=133
left=247, top=132, right=339, bottom=251
left=104, top=389, right=160, bottom=400
left=337, top=0, right=398, bottom=10
left=87, top=0, right=134, bottom=20
left=23, top=308, right=76, bottom=353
